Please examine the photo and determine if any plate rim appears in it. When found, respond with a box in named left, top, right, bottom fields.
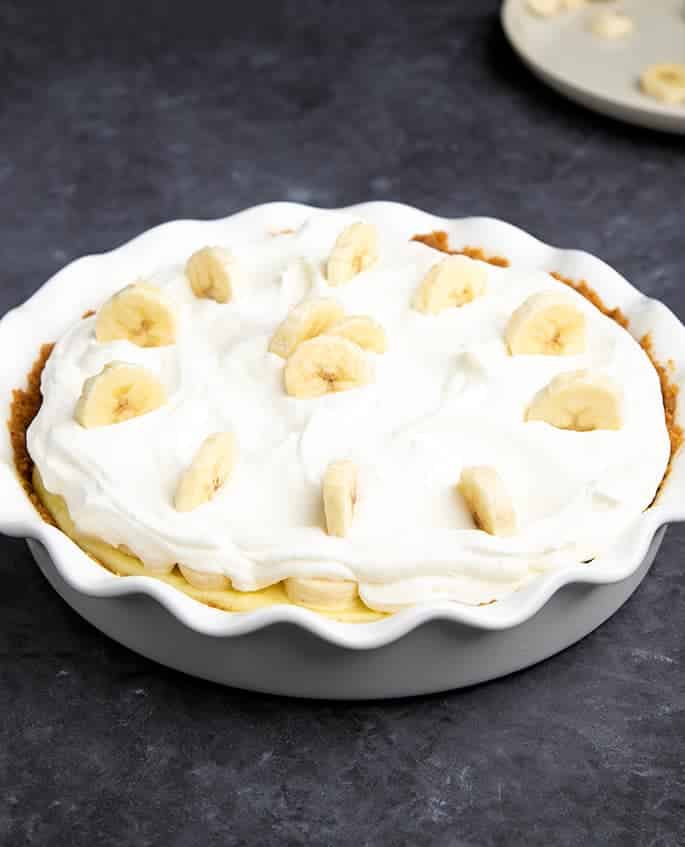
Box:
left=501, top=0, right=685, bottom=134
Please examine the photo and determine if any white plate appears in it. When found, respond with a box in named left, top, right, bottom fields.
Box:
left=1, top=203, right=685, bottom=697
left=501, top=0, right=685, bottom=134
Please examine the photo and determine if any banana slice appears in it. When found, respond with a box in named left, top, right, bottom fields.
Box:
left=95, top=282, right=177, bottom=348
left=174, top=432, right=237, bottom=512
left=591, top=10, right=633, bottom=39
left=284, top=577, right=358, bottom=611
left=323, top=460, right=357, bottom=537
left=178, top=564, right=231, bottom=591
left=268, top=298, right=344, bottom=359
left=458, top=466, right=517, bottom=537
left=185, top=246, right=242, bottom=303
left=284, top=336, right=372, bottom=398
left=325, top=316, right=388, bottom=353
left=326, top=222, right=379, bottom=285
left=412, top=255, right=487, bottom=315
left=526, top=370, right=623, bottom=431
left=506, top=291, right=586, bottom=356
left=526, top=0, right=562, bottom=17
left=640, top=64, right=685, bottom=105
left=74, top=362, right=166, bottom=428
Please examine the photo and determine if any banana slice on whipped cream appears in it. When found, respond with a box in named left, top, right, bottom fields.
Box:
left=96, top=282, right=177, bottom=348
left=413, top=255, right=487, bottom=315
left=458, top=466, right=517, bottom=537
left=75, top=362, right=167, bottom=429
left=186, top=246, right=244, bottom=303
left=526, top=370, right=623, bottom=431
left=326, top=222, right=379, bottom=285
left=269, top=298, right=344, bottom=359
left=506, top=291, right=586, bottom=356
left=174, top=432, right=237, bottom=512
left=284, top=335, right=372, bottom=398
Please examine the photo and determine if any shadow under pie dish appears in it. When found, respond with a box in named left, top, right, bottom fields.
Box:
left=1, top=203, right=685, bottom=695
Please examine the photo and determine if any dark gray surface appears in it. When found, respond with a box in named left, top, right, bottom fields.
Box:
left=1, top=1, right=684, bottom=844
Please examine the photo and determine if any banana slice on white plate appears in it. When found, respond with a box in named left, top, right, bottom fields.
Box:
left=640, top=64, right=685, bottom=106
left=96, top=282, right=177, bottom=348
left=526, top=0, right=562, bottom=17
left=74, top=362, right=167, bottom=428
left=590, top=10, right=634, bottom=39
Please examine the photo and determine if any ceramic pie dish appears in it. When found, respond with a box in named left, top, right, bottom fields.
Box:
left=1, top=202, right=684, bottom=699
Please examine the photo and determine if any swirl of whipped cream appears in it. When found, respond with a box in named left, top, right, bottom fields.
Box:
left=28, top=212, right=670, bottom=611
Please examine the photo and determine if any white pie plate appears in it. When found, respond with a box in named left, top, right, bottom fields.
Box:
left=1, top=202, right=684, bottom=699
left=501, top=0, right=685, bottom=134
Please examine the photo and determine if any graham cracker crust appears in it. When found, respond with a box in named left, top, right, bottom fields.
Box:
left=550, top=271, right=629, bottom=330
left=412, top=230, right=510, bottom=267
left=8, top=233, right=682, bottom=523
left=639, top=334, right=683, bottom=498
left=9, top=343, right=55, bottom=525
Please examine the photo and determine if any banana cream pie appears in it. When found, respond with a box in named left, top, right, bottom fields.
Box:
left=12, top=212, right=677, bottom=620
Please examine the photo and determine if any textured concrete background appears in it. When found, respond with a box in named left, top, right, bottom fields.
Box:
left=1, top=1, right=684, bottom=845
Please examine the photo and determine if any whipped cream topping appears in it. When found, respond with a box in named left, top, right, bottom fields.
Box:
left=28, top=212, right=671, bottom=611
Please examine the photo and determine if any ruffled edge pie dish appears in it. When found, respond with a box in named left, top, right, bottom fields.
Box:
left=1, top=202, right=684, bottom=656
